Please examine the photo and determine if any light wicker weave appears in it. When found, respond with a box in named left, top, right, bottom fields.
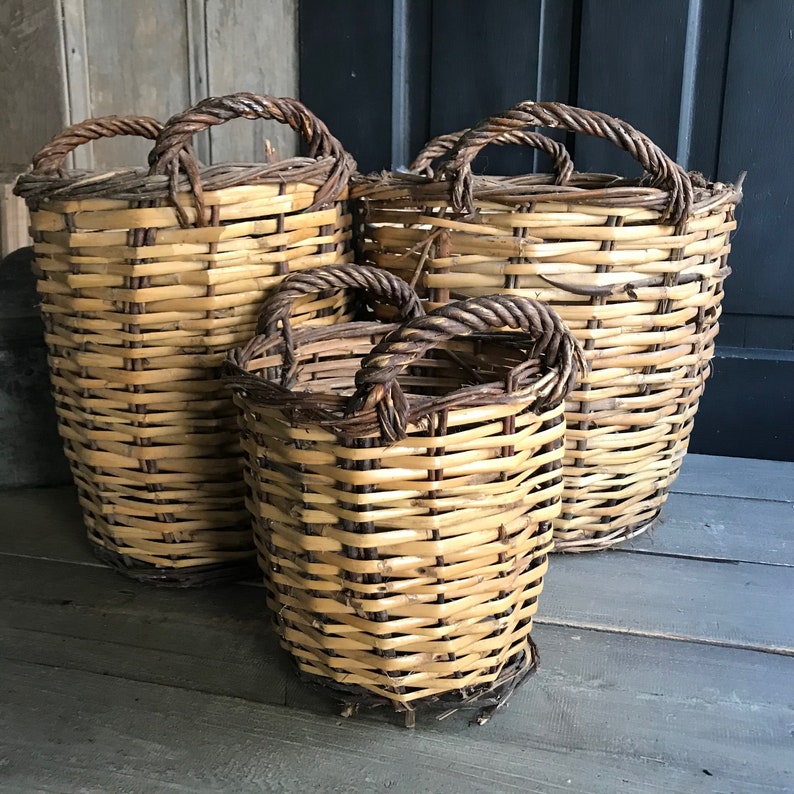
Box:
left=14, top=95, right=356, bottom=585
left=351, top=100, right=743, bottom=552
left=226, top=264, right=583, bottom=725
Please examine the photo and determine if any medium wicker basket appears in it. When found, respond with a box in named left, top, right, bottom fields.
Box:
left=14, top=94, right=356, bottom=585
left=351, top=100, right=743, bottom=552
left=225, top=264, right=584, bottom=725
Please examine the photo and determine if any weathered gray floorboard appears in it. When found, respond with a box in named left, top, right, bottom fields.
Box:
left=540, top=551, right=794, bottom=654
left=0, top=485, right=94, bottom=566
left=673, top=454, right=794, bottom=502
left=3, top=471, right=793, bottom=572
left=623, top=492, right=794, bottom=565
left=2, top=550, right=793, bottom=793
left=4, top=537, right=793, bottom=655
left=2, top=651, right=791, bottom=794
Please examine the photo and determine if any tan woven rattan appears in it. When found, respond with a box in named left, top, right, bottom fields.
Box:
left=351, top=100, right=742, bottom=552
left=226, top=265, right=583, bottom=724
left=15, top=95, right=356, bottom=584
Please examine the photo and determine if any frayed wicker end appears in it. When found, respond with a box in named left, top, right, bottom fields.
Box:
left=294, top=639, right=540, bottom=728
left=91, top=544, right=257, bottom=587
left=552, top=511, right=664, bottom=553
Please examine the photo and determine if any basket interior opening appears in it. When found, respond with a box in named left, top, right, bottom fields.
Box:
left=287, top=335, right=541, bottom=399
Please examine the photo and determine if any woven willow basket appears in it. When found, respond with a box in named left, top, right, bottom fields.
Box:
left=14, top=94, right=356, bottom=585
left=226, top=264, right=583, bottom=726
left=351, top=100, right=743, bottom=552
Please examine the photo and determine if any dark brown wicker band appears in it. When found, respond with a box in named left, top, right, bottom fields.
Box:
left=257, top=264, right=424, bottom=335
left=348, top=294, right=585, bottom=440
left=252, top=264, right=424, bottom=385
left=410, top=128, right=574, bottom=185
left=30, top=115, right=163, bottom=176
left=443, top=101, right=693, bottom=224
left=149, top=92, right=357, bottom=223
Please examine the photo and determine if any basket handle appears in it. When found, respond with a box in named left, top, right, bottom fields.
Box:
left=254, top=264, right=425, bottom=386
left=30, top=115, right=163, bottom=175
left=441, top=101, right=693, bottom=225
left=148, top=92, right=356, bottom=225
left=409, top=128, right=574, bottom=184
left=348, top=295, right=586, bottom=441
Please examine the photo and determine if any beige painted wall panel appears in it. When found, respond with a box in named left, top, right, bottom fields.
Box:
left=83, top=0, right=191, bottom=169
left=0, top=0, right=67, bottom=165
left=204, top=0, right=298, bottom=163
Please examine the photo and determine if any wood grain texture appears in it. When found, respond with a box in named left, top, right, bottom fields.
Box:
left=82, top=0, right=191, bottom=169
left=2, top=456, right=793, bottom=792
left=0, top=0, right=67, bottom=164
left=2, top=538, right=793, bottom=794
left=0, top=173, right=32, bottom=256
left=623, top=492, right=794, bottom=566
left=61, top=0, right=93, bottom=169
left=673, top=454, right=794, bottom=503
left=7, top=657, right=775, bottom=794
left=540, top=553, right=794, bottom=654
left=204, top=0, right=298, bottom=163
left=2, top=586, right=793, bottom=792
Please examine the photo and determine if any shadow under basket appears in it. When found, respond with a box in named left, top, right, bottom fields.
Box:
left=14, top=94, right=356, bottom=585
left=225, top=264, right=584, bottom=724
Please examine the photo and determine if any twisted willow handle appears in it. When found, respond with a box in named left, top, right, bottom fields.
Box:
left=253, top=264, right=424, bottom=386
left=149, top=92, right=356, bottom=224
left=441, top=100, right=693, bottom=224
left=30, top=115, right=163, bottom=175
left=348, top=294, right=586, bottom=441
left=409, top=127, right=574, bottom=185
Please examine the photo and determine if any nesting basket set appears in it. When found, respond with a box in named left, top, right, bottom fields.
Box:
left=16, top=95, right=742, bottom=724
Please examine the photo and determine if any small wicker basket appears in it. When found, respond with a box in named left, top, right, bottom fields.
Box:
left=15, top=94, right=356, bottom=585
left=225, top=264, right=584, bottom=725
left=351, top=100, right=743, bottom=552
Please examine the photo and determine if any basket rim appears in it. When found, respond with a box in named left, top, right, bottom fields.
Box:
left=15, top=156, right=347, bottom=204
left=350, top=169, right=742, bottom=217
left=225, top=320, right=569, bottom=441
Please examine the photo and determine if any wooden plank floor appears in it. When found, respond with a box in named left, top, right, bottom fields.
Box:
left=1, top=454, right=792, bottom=793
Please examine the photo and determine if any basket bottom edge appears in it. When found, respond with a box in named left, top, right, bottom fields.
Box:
left=292, top=637, right=539, bottom=728
left=91, top=544, right=258, bottom=587
left=551, top=510, right=661, bottom=553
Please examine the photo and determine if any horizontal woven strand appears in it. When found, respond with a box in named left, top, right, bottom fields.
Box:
left=352, top=161, right=737, bottom=551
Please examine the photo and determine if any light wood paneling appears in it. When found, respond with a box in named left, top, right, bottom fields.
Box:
left=204, top=0, right=299, bottom=162
left=82, top=0, right=191, bottom=169
left=1, top=0, right=299, bottom=171
left=0, top=0, right=67, bottom=163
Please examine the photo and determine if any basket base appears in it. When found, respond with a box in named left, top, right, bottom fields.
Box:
left=91, top=544, right=257, bottom=587
left=552, top=510, right=661, bottom=553
left=293, top=637, right=540, bottom=728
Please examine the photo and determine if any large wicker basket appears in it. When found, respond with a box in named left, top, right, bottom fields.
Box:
left=14, top=94, right=356, bottom=585
left=225, top=264, right=583, bottom=725
left=351, top=100, right=743, bottom=552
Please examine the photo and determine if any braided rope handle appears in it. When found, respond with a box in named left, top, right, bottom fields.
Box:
left=149, top=92, right=356, bottom=225
left=253, top=264, right=424, bottom=386
left=30, top=115, right=163, bottom=175
left=409, top=128, right=574, bottom=184
left=441, top=101, right=693, bottom=224
left=349, top=295, right=586, bottom=441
